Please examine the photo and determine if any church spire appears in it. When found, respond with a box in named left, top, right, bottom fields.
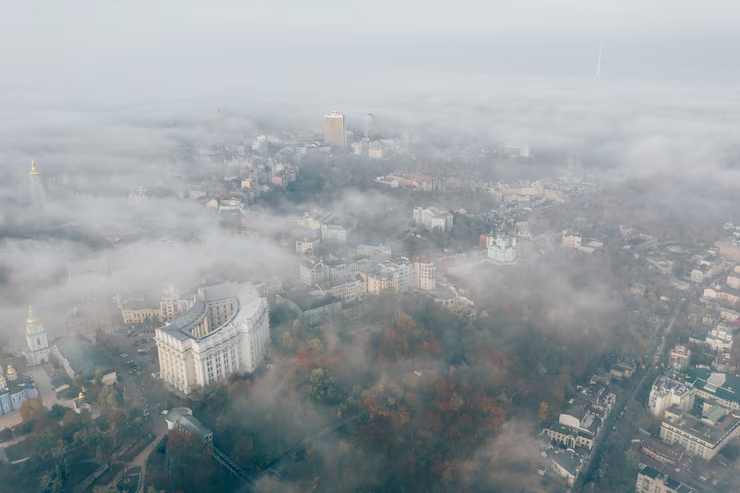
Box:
left=26, top=305, right=41, bottom=335
left=30, top=160, right=40, bottom=176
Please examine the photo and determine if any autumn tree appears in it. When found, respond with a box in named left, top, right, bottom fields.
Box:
left=20, top=398, right=45, bottom=423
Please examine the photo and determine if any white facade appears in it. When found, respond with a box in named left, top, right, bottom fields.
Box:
left=486, top=234, right=518, bottom=265
left=413, top=207, right=453, bottom=232
left=648, top=376, right=694, bottom=418
left=328, top=277, right=367, bottom=301
left=706, top=324, right=734, bottom=352
left=364, top=259, right=411, bottom=295
left=160, top=285, right=194, bottom=322
left=155, top=283, right=269, bottom=395
left=320, top=224, right=347, bottom=243
left=24, top=306, right=50, bottom=366
left=412, top=259, right=436, bottom=290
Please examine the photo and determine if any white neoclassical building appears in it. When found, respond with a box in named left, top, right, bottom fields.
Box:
left=155, top=283, right=269, bottom=395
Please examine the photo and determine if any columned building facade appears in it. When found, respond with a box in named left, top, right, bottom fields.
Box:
left=155, top=283, right=269, bottom=395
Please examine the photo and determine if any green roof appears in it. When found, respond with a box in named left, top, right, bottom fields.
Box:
left=685, top=368, right=740, bottom=405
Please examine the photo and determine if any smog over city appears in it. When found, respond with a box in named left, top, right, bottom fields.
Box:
left=1, top=3, right=740, bottom=493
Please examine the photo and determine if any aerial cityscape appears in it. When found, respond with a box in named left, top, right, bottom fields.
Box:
left=1, top=3, right=740, bottom=493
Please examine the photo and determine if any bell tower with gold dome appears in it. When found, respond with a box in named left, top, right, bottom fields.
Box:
left=24, top=305, right=50, bottom=366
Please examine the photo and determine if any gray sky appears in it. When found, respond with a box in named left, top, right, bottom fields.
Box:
left=2, top=2, right=739, bottom=106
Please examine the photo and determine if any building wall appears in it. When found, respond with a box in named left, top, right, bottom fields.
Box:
left=323, top=113, right=345, bottom=146
left=155, top=289, right=270, bottom=395
left=660, top=417, right=740, bottom=460
left=121, top=307, right=160, bottom=325
left=413, top=261, right=436, bottom=290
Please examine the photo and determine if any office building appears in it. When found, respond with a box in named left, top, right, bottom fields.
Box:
left=413, top=207, right=453, bottom=232
left=160, top=285, right=195, bottom=322
left=660, top=405, right=740, bottom=460
left=648, top=376, right=695, bottom=418
left=635, top=465, right=696, bottom=493
left=322, top=112, right=346, bottom=146
left=155, top=283, right=269, bottom=395
left=412, top=258, right=436, bottom=290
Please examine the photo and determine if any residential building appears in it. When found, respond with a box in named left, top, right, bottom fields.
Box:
left=119, top=299, right=160, bottom=325
left=705, top=324, right=734, bottom=352
left=702, top=287, right=740, bottom=307
left=659, top=405, right=740, bottom=460
left=24, top=305, right=50, bottom=366
left=327, top=276, right=367, bottom=301
left=160, top=285, right=194, bottom=322
left=300, top=259, right=326, bottom=286
left=412, top=206, right=453, bottom=232
left=486, top=234, right=518, bottom=265
left=322, top=112, right=346, bottom=146
left=368, top=141, right=384, bottom=159
left=635, top=465, right=696, bottom=493
left=686, top=368, right=740, bottom=411
left=356, top=243, right=392, bottom=258
left=648, top=376, right=695, bottom=418
left=543, top=384, right=615, bottom=451
left=155, top=283, right=269, bottom=395
left=363, top=259, right=411, bottom=295
left=610, top=361, right=636, bottom=381
left=548, top=448, right=583, bottom=487
left=412, top=258, right=436, bottom=290
left=669, top=345, right=692, bottom=371
left=639, top=437, right=684, bottom=466
left=321, top=223, right=348, bottom=243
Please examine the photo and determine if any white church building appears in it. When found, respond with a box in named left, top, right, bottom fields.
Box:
left=24, top=305, right=50, bottom=366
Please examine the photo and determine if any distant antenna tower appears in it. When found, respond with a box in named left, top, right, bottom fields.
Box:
left=595, top=42, right=603, bottom=80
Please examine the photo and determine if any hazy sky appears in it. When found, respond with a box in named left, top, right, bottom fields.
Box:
left=2, top=2, right=739, bottom=106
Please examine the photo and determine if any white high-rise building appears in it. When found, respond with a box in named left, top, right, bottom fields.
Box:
left=24, top=306, right=50, bottom=366
left=155, top=283, right=269, bottom=395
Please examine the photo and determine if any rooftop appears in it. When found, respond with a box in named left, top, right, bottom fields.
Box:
left=686, top=368, right=740, bottom=405
left=663, top=406, right=740, bottom=445
left=652, top=375, right=693, bottom=397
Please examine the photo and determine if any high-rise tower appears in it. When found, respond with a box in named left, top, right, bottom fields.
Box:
left=25, top=305, right=50, bottom=366
left=322, top=112, right=346, bottom=146
left=29, top=160, right=46, bottom=209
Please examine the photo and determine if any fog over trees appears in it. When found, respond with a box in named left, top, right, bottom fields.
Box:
left=1, top=3, right=740, bottom=493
